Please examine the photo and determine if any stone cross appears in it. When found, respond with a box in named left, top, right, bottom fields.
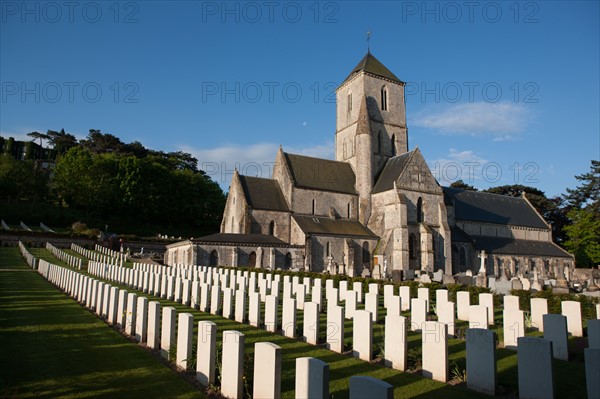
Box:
left=478, top=250, right=487, bottom=275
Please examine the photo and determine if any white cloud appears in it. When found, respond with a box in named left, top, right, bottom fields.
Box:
left=413, top=102, right=530, bottom=139
left=428, top=148, right=489, bottom=186
left=180, top=140, right=334, bottom=190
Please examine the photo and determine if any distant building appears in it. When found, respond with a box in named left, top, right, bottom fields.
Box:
left=166, top=52, right=573, bottom=278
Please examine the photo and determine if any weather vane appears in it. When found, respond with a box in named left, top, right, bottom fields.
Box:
left=366, top=30, right=372, bottom=53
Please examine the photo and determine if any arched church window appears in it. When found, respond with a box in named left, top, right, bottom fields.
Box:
left=326, top=241, right=331, bottom=257
left=209, top=250, right=219, bottom=267
left=362, top=241, right=370, bottom=263
left=312, top=199, right=316, bottom=215
left=347, top=93, right=352, bottom=113
left=417, top=197, right=424, bottom=223
left=409, top=234, right=416, bottom=259
left=391, top=134, right=396, bottom=156
left=347, top=202, right=351, bottom=218
left=248, top=251, right=256, bottom=268
left=285, top=252, right=292, bottom=268
left=231, top=217, right=235, bottom=232
left=459, top=247, right=467, bottom=269
left=268, top=221, right=275, bottom=236
left=377, top=131, right=382, bottom=154
left=381, top=86, right=388, bottom=111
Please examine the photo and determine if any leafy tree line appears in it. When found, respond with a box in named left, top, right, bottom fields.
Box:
left=450, top=160, right=600, bottom=267
left=1, top=129, right=225, bottom=234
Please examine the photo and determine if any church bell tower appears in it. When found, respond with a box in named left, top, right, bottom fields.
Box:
left=335, top=52, right=408, bottom=222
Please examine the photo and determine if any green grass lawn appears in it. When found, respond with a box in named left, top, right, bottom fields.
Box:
left=0, top=247, right=204, bottom=399
left=4, top=246, right=591, bottom=399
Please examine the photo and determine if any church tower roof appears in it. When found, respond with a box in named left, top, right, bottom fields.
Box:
left=341, top=52, right=404, bottom=86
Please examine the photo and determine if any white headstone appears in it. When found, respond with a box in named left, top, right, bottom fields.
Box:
left=282, top=297, right=296, bottom=338
left=125, top=292, right=137, bottom=336
left=326, top=304, right=344, bottom=353
left=221, top=331, right=244, bottom=399
left=222, top=287, right=234, bottom=319
left=437, top=301, right=456, bottom=337
left=161, top=306, right=176, bottom=359
left=561, top=300, right=583, bottom=337
left=147, top=301, right=161, bottom=350
left=345, top=290, right=357, bottom=319
left=543, top=314, right=569, bottom=361
left=504, top=295, right=520, bottom=311
left=479, top=293, right=495, bottom=325
left=116, top=289, right=128, bottom=329
left=410, top=298, right=427, bottom=331
left=107, top=286, right=119, bottom=325
left=295, top=357, right=329, bottom=399
left=210, top=285, right=221, bottom=314
left=234, top=289, right=246, bottom=323
left=386, top=295, right=401, bottom=317
left=303, top=302, right=319, bottom=345
left=466, top=328, right=497, bottom=395
left=253, top=342, right=282, bottom=399
left=265, top=295, right=279, bottom=333
left=135, top=296, right=148, bottom=343
left=384, top=315, right=407, bottom=371
left=435, top=289, right=448, bottom=313
left=417, top=287, right=430, bottom=313
left=383, top=285, right=394, bottom=309
left=176, top=313, right=194, bottom=370
left=457, top=291, right=470, bottom=321
left=196, top=320, right=217, bottom=386
left=365, top=292, right=379, bottom=322
left=503, top=309, right=525, bottom=350
left=353, top=281, right=363, bottom=303
left=531, top=297, right=548, bottom=331
left=249, top=292, right=261, bottom=327
left=517, top=337, right=555, bottom=399
left=352, top=310, right=372, bottom=361
left=469, top=305, right=489, bottom=330
left=422, top=321, right=448, bottom=382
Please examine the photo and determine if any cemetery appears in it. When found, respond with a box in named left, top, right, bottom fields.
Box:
left=1, top=240, right=598, bottom=398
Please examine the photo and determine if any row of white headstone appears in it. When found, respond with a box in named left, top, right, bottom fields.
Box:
left=34, top=257, right=395, bottom=399
left=18, top=241, right=38, bottom=269
left=70, top=243, right=123, bottom=267
left=94, top=243, right=127, bottom=262
left=90, top=260, right=600, bottom=398
left=46, top=242, right=83, bottom=270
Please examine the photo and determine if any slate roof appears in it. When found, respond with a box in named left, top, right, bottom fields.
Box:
left=283, top=152, right=357, bottom=195
left=238, top=175, right=289, bottom=212
left=292, top=215, right=377, bottom=237
left=192, top=233, right=293, bottom=247
left=342, top=52, right=404, bottom=85
left=443, top=187, right=549, bottom=229
left=451, top=226, right=474, bottom=243
left=470, top=236, right=573, bottom=258
left=372, top=151, right=413, bottom=193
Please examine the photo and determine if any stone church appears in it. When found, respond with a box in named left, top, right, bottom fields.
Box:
left=165, top=52, right=573, bottom=279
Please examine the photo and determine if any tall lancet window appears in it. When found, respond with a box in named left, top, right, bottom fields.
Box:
left=381, top=86, right=388, bottom=111
left=377, top=131, right=382, bottom=154
left=347, top=93, right=352, bottom=113
left=391, top=134, right=396, bottom=156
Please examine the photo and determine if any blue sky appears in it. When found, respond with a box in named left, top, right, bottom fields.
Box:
left=1, top=0, right=598, bottom=197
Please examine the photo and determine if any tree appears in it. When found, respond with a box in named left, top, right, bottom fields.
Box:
left=564, top=208, right=600, bottom=267
left=564, top=160, right=600, bottom=214
left=27, top=131, right=50, bottom=147
left=562, top=160, right=600, bottom=267
left=80, top=130, right=124, bottom=154
left=47, top=129, right=78, bottom=156
left=450, top=179, right=478, bottom=191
